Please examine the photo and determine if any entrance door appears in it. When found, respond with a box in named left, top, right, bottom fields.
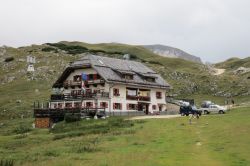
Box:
left=138, top=103, right=149, bottom=114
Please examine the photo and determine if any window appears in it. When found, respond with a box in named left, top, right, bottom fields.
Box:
left=156, top=92, right=162, bottom=99
left=86, top=102, right=93, bottom=108
left=88, top=74, right=94, bottom=80
left=65, top=103, right=72, bottom=108
left=127, top=104, right=138, bottom=110
left=100, top=102, right=108, bottom=108
left=74, top=102, right=81, bottom=108
left=53, top=103, right=57, bottom=109
left=71, top=90, right=81, bottom=96
left=127, top=88, right=137, bottom=96
left=152, top=105, right=157, bottom=110
left=146, top=77, right=155, bottom=82
left=122, top=74, right=133, bottom=80
left=58, top=103, right=63, bottom=109
left=73, top=75, right=81, bottom=82
left=113, top=103, right=122, bottom=110
left=113, top=88, right=120, bottom=96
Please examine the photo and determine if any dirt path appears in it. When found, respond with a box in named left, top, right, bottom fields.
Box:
left=213, top=68, right=225, bottom=75
left=130, top=114, right=181, bottom=120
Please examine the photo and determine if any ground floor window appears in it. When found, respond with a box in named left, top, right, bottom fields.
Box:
left=100, top=102, right=108, bottom=108
left=127, top=104, right=138, bottom=110
left=65, top=103, right=72, bottom=108
left=74, top=102, right=81, bottom=108
left=86, top=102, right=93, bottom=108
left=152, top=105, right=157, bottom=110
left=58, top=103, right=63, bottom=108
left=113, top=103, right=122, bottom=110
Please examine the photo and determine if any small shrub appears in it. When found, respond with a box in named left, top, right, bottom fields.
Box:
left=44, top=150, right=59, bottom=157
left=41, top=47, right=58, bottom=53
left=13, top=124, right=31, bottom=134
left=4, top=57, right=14, bottom=62
left=14, top=133, right=28, bottom=139
left=75, top=143, right=97, bottom=153
left=0, top=159, right=14, bottom=166
left=46, top=43, right=88, bottom=55
left=64, top=113, right=81, bottom=123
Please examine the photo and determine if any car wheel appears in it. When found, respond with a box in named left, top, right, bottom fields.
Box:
left=204, top=110, right=209, bottom=114
left=181, top=113, right=185, bottom=116
left=219, top=110, right=224, bottom=114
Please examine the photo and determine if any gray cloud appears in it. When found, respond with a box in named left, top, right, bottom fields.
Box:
left=0, top=0, right=250, bottom=62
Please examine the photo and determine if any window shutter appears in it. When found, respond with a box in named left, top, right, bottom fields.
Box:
left=113, top=103, right=115, bottom=109
left=93, top=74, right=97, bottom=80
left=120, top=103, right=122, bottom=110
left=105, top=102, right=108, bottom=108
left=127, top=104, right=129, bottom=110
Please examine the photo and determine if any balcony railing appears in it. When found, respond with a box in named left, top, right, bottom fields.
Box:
left=126, top=95, right=151, bottom=101
left=63, top=79, right=105, bottom=88
left=51, top=92, right=109, bottom=101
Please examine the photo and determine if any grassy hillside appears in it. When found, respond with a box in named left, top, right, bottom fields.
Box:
left=0, top=107, right=250, bottom=166
left=0, top=41, right=250, bottom=119
left=215, top=57, right=250, bottom=70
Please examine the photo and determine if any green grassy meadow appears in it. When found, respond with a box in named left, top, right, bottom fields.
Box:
left=0, top=107, right=250, bottom=166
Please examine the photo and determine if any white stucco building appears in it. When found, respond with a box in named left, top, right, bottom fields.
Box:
left=50, top=55, right=171, bottom=115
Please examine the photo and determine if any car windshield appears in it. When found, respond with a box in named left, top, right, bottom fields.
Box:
left=192, top=106, right=197, bottom=109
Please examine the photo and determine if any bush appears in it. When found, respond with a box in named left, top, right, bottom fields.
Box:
left=13, top=124, right=31, bottom=134
left=64, top=113, right=81, bottom=123
left=4, top=57, right=14, bottom=62
left=41, top=47, right=58, bottom=53
left=0, top=159, right=14, bottom=166
left=46, top=43, right=88, bottom=55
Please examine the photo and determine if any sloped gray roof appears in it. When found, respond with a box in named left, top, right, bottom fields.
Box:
left=54, top=54, right=170, bottom=89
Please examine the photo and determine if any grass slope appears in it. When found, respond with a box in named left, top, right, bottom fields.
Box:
left=0, top=107, right=250, bottom=166
left=215, top=57, right=250, bottom=70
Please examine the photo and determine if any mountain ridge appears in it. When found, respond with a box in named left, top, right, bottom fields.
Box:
left=143, top=44, right=202, bottom=63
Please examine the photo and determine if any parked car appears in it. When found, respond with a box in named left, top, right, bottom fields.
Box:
left=201, top=104, right=227, bottom=114
left=180, top=105, right=202, bottom=116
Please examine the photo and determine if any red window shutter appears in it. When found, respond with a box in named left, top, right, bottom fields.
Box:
left=105, top=102, right=108, bottom=108
left=93, top=74, right=97, bottom=80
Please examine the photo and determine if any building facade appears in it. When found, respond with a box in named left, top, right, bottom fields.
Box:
left=49, top=55, right=170, bottom=115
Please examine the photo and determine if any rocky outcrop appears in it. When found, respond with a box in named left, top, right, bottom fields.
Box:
left=143, top=44, right=202, bottom=63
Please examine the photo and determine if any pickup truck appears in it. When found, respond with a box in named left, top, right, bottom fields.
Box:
left=201, top=104, right=227, bottom=114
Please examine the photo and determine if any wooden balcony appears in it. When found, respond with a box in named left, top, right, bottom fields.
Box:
left=63, top=79, right=105, bottom=88
left=51, top=92, right=109, bottom=101
left=126, top=95, right=151, bottom=101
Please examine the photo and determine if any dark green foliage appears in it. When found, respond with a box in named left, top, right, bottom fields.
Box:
left=146, top=60, right=163, bottom=65
left=50, top=117, right=135, bottom=140
left=13, top=124, right=31, bottom=134
left=129, top=54, right=138, bottom=60
left=0, top=159, right=14, bottom=166
left=4, top=57, right=14, bottom=62
left=64, top=113, right=81, bottom=123
left=41, top=47, right=58, bottom=53
left=46, top=43, right=88, bottom=54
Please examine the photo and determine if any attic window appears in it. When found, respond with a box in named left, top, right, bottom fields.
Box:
left=145, top=77, right=155, bottom=82
left=122, top=74, right=133, bottom=80
left=98, top=59, right=104, bottom=64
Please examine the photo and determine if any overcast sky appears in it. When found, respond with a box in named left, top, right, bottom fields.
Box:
left=0, top=0, right=250, bottom=62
